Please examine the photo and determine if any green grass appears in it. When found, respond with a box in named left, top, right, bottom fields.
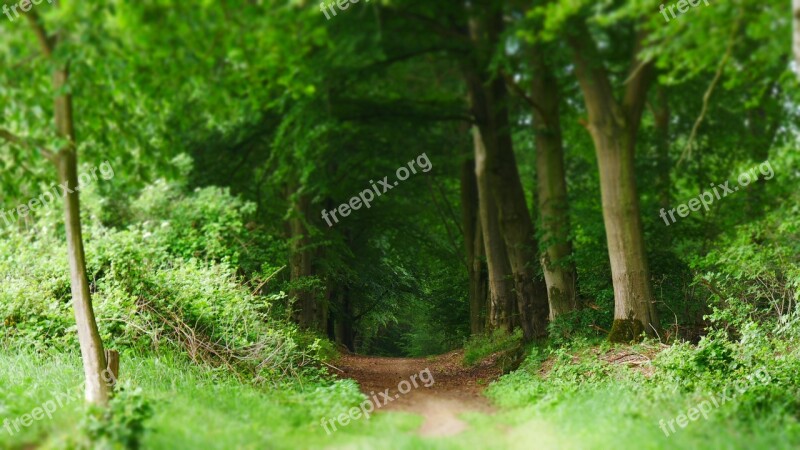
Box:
left=1, top=343, right=799, bottom=449
left=0, top=350, right=496, bottom=450
left=482, top=339, right=800, bottom=450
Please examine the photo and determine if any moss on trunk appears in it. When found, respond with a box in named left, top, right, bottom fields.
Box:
left=608, top=319, right=645, bottom=343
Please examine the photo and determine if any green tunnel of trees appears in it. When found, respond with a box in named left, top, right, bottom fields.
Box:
left=1, top=0, right=798, bottom=407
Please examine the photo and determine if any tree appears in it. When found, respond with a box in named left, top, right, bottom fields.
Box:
left=529, top=42, right=578, bottom=319
left=460, top=158, right=488, bottom=334
left=472, top=129, right=516, bottom=331
left=464, top=1, right=549, bottom=340
left=0, top=11, right=112, bottom=405
left=566, top=20, right=659, bottom=341
left=795, top=0, right=800, bottom=78
left=288, top=187, right=324, bottom=331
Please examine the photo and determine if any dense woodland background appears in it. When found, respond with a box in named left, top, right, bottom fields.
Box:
left=1, top=0, right=800, bottom=448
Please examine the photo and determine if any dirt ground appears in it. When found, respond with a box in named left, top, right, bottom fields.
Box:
left=334, top=350, right=501, bottom=437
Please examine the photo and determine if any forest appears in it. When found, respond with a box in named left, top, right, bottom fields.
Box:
left=0, top=0, right=799, bottom=449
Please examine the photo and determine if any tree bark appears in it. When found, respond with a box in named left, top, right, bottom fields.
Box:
left=288, top=190, right=321, bottom=331
left=568, top=24, right=659, bottom=341
left=530, top=45, right=578, bottom=319
left=333, top=286, right=355, bottom=351
left=473, top=128, right=515, bottom=331
left=54, top=65, right=110, bottom=405
left=461, top=158, right=488, bottom=335
left=463, top=8, right=549, bottom=340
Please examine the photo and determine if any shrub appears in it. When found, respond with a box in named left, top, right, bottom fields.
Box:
left=0, top=176, right=317, bottom=384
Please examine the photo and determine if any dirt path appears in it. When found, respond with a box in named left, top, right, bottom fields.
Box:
left=335, top=350, right=501, bottom=437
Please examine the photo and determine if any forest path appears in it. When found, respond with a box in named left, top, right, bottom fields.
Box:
left=336, top=350, right=499, bottom=437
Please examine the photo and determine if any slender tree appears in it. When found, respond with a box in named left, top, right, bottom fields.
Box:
left=288, top=187, right=324, bottom=331
left=460, top=158, right=488, bottom=334
left=794, top=0, right=800, bottom=78
left=529, top=44, right=578, bottom=319
left=472, top=129, right=516, bottom=331
left=0, top=12, right=113, bottom=404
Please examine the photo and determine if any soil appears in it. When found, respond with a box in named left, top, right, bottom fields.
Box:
left=335, top=350, right=501, bottom=437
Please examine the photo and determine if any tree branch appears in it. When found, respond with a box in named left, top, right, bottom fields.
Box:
left=0, top=128, right=56, bottom=162
left=501, top=71, right=547, bottom=118
left=25, top=11, right=55, bottom=58
left=621, top=30, right=655, bottom=132
left=678, top=14, right=742, bottom=166
left=566, top=20, right=620, bottom=124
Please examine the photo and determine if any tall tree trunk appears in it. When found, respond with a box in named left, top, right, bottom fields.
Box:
left=568, top=25, right=659, bottom=342
left=530, top=45, right=578, bottom=319
left=333, top=286, right=355, bottom=351
left=464, top=8, right=549, bottom=340
left=473, top=128, right=515, bottom=331
left=461, top=158, right=488, bottom=335
left=288, top=190, right=320, bottom=330
left=54, top=64, right=110, bottom=405
left=12, top=12, right=112, bottom=406
left=486, top=75, right=549, bottom=340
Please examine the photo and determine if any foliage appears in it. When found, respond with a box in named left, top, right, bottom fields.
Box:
left=80, top=384, right=154, bottom=450
left=463, top=329, right=523, bottom=367
left=0, top=172, right=319, bottom=383
left=0, top=0, right=799, bottom=447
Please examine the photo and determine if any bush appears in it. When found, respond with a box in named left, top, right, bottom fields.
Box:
left=0, top=176, right=318, bottom=384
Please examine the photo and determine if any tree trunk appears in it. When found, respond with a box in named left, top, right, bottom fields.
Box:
left=463, top=9, right=549, bottom=340
left=568, top=25, right=659, bottom=342
left=54, top=66, right=110, bottom=405
left=485, top=75, right=549, bottom=340
left=794, top=0, right=800, bottom=78
left=333, top=287, right=355, bottom=351
left=594, top=127, right=658, bottom=341
left=473, top=128, right=515, bottom=331
left=530, top=45, right=578, bottom=319
left=288, top=190, right=320, bottom=330
left=461, top=158, right=488, bottom=335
